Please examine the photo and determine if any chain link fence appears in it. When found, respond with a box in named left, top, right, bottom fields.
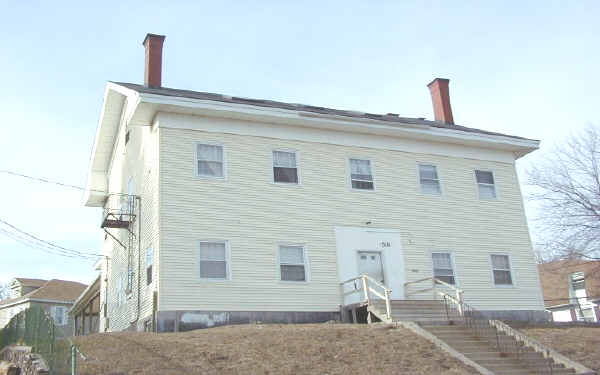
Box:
left=0, top=305, right=80, bottom=374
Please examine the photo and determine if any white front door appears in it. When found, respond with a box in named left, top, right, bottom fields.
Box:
left=335, top=226, right=405, bottom=305
left=358, top=251, right=384, bottom=284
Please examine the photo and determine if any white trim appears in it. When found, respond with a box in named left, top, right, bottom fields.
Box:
left=347, top=157, right=376, bottom=192
left=198, top=240, right=231, bottom=281
left=474, top=169, right=498, bottom=200
left=417, top=163, right=443, bottom=196
left=195, top=141, right=227, bottom=180
left=429, top=250, right=458, bottom=287
left=271, top=148, right=301, bottom=185
left=277, top=243, right=310, bottom=283
left=489, top=253, right=516, bottom=288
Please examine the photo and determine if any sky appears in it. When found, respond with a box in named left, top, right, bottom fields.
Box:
left=0, top=1, right=598, bottom=285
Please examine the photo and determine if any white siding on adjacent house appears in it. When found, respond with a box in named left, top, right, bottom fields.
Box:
left=157, top=115, right=543, bottom=313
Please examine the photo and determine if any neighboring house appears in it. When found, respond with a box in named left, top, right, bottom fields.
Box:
left=538, top=259, right=600, bottom=322
left=84, top=34, right=545, bottom=333
left=0, top=279, right=87, bottom=333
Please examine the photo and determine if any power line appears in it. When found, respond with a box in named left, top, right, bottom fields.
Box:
left=0, top=169, right=127, bottom=196
left=0, top=218, right=104, bottom=260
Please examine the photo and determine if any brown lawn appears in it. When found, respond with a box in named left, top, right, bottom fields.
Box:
left=74, top=323, right=479, bottom=375
left=523, top=327, right=600, bottom=371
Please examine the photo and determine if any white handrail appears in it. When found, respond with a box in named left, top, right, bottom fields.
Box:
left=340, top=274, right=392, bottom=321
left=404, top=277, right=464, bottom=315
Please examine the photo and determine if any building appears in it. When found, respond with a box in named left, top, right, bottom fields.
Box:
left=0, top=278, right=87, bottom=333
left=538, top=259, right=600, bottom=322
left=84, top=34, right=545, bottom=333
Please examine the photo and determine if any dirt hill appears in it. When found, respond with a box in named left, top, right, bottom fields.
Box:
left=74, top=323, right=479, bottom=375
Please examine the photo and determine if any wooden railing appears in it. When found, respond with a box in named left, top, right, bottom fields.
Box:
left=404, top=277, right=464, bottom=315
left=340, top=274, right=392, bottom=321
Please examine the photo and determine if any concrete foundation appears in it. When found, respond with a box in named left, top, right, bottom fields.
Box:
left=156, top=310, right=340, bottom=332
left=478, top=310, right=549, bottom=323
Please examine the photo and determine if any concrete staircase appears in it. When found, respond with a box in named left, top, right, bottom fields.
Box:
left=422, top=325, right=576, bottom=375
left=371, top=299, right=460, bottom=324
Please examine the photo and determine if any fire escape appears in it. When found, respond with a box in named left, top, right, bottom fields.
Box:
left=101, top=193, right=138, bottom=293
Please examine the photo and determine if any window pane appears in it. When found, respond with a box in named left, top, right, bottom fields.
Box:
left=475, top=170, right=494, bottom=184
left=436, top=275, right=455, bottom=285
left=419, top=165, right=438, bottom=180
left=493, top=270, right=512, bottom=285
left=351, top=180, right=374, bottom=190
left=432, top=253, right=452, bottom=269
left=197, top=144, right=223, bottom=162
left=200, top=242, right=226, bottom=261
left=479, top=184, right=496, bottom=199
left=491, top=255, right=510, bottom=270
left=273, top=151, right=296, bottom=168
left=280, top=246, right=304, bottom=264
left=421, top=180, right=441, bottom=195
left=198, top=161, right=223, bottom=177
left=200, top=260, right=227, bottom=279
left=274, top=167, right=298, bottom=183
left=146, top=248, right=154, bottom=267
left=281, top=265, right=306, bottom=281
left=147, top=265, right=153, bottom=285
left=350, top=159, right=372, bottom=176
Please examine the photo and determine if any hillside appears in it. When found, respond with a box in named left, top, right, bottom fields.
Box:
left=73, top=323, right=478, bottom=375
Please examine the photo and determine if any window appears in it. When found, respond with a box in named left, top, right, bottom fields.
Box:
left=475, top=170, right=496, bottom=199
left=570, top=272, right=587, bottom=300
left=419, top=164, right=441, bottom=195
left=273, top=150, right=299, bottom=184
left=52, top=306, right=67, bottom=326
left=199, top=241, right=228, bottom=279
left=197, top=144, right=224, bottom=178
left=125, top=130, right=130, bottom=145
left=491, top=254, right=513, bottom=285
left=432, top=252, right=455, bottom=285
left=146, top=247, right=154, bottom=285
left=279, top=245, right=307, bottom=281
left=350, top=158, right=374, bottom=190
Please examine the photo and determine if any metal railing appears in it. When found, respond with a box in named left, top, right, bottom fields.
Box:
left=340, top=274, right=392, bottom=322
left=440, top=293, right=564, bottom=374
left=101, top=193, right=136, bottom=227
left=404, top=277, right=464, bottom=314
left=0, top=306, right=82, bottom=375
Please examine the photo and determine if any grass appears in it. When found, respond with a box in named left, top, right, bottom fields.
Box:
left=73, top=323, right=479, bottom=375
left=523, top=327, right=600, bottom=371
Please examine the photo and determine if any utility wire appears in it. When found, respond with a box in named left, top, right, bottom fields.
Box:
left=0, top=169, right=127, bottom=195
left=0, top=218, right=104, bottom=259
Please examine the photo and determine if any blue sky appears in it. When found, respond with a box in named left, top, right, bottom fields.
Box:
left=0, top=1, right=598, bottom=285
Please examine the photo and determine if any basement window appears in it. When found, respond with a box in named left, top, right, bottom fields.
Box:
left=273, top=150, right=299, bottom=184
left=350, top=158, right=374, bottom=190
left=475, top=170, right=497, bottom=199
left=491, top=254, right=513, bottom=286
left=279, top=245, right=308, bottom=282
left=432, top=252, right=455, bottom=285
left=199, top=241, right=229, bottom=279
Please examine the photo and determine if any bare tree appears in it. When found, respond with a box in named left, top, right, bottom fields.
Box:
left=528, top=125, right=600, bottom=261
left=0, top=282, right=10, bottom=301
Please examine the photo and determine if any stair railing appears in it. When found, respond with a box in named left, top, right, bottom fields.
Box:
left=404, top=277, right=464, bottom=314
left=340, top=274, right=392, bottom=321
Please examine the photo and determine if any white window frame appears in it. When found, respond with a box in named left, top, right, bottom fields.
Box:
left=51, top=306, right=68, bottom=326
left=198, top=240, right=231, bottom=281
left=489, top=253, right=515, bottom=287
left=474, top=169, right=498, bottom=200
left=430, top=251, right=458, bottom=286
left=271, top=149, right=301, bottom=185
left=195, top=142, right=227, bottom=179
left=418, top=163, right=443, bottom=196
left=277, top=244, right=310, bottom=283
left=348, top=157, right=376, bottom=192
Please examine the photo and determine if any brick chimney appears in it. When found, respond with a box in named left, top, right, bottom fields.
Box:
left=427, top=78, right=454, bottom=124
left=143, top=33, right=166, bottom=88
